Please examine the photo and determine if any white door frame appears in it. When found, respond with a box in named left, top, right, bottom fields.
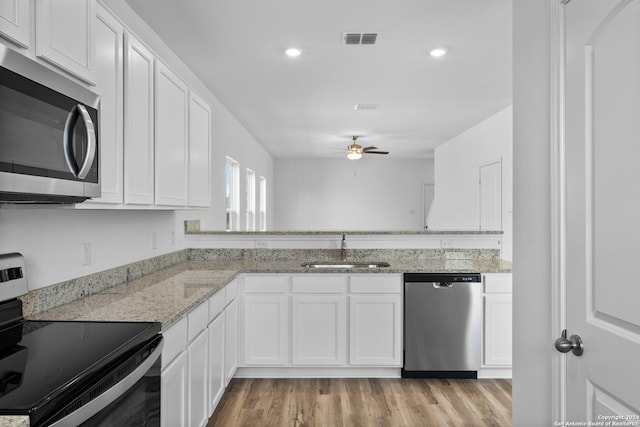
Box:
left=550, top=0, right=568, bottom=422
left=479, top=157, right=503, bottom=231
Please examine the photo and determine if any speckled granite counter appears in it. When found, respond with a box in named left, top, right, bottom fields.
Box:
left=27, top=257, right=511, bottom=331
left=183, top=219, right=503, bottom=236
left=0, top=417, right=28, bottom=427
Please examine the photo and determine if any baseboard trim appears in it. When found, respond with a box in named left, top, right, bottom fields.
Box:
left=235, top=367, right=401, bottom=378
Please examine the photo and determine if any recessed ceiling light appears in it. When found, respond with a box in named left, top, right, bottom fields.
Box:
left=285, top=48, right=301, bottom=57
left=429, top=47, right=448, bottom=58
left=354, top=104, right=381, bottom=111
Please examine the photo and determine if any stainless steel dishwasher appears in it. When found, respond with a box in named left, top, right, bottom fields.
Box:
left=402, top=272, right=482, bottom=379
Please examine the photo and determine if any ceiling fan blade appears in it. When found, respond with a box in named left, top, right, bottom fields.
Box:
left=361, top=146, right=377, bottom=151
left=365, top=150, right=389, bottom=155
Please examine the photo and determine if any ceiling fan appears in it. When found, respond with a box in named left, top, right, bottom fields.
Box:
left=346, top=136, right=389, bottom=160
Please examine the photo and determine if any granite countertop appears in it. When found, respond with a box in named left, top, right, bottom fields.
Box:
left=185, top=229, right=504, bottom=236
left=27, top=258, right=511, bottom=331
left=0, top=417, right=29, bottom=427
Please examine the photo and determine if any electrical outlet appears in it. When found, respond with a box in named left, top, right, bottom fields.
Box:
left=255, top=240, right=267, bottom=249
left=151, top=232, right=157, bottom=250
left=441, top=240, right=454, bottom=249
left=82, top=242, right=91, bottom=266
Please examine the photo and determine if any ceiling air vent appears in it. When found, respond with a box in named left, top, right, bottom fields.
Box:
left=343, top=32, right=379, bottom=45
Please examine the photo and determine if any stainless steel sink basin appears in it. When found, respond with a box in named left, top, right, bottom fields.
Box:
left=301, top=261, right=391, bottom=269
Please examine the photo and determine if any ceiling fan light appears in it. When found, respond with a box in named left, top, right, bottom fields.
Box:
left=347, top=152, right=362, bottom=160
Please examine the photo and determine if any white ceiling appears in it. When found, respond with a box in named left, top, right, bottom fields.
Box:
left=125, top=0, right=512, bottom=159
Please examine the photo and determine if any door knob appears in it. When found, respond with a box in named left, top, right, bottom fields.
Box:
left=554, top=329, right=584, bottom=356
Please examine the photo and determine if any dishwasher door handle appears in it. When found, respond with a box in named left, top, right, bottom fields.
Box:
left=433, top=282, right=453, bottom=288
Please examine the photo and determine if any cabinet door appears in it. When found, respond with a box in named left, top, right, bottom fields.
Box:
left=243, top=295, right=289, bottom=365
left=123, top=33, right=154, bottom=205
left=155, top=61, right=188, bottom=206
left=0, top=0, right=30, bottom=48
left=291, top=295, right=347, bottom=366
left=349, top=295, right=402, bottom=366
left=161, top=350, right=187, bottom=427
left=92, top=5, right=123, bottom=204
left=188, top=330, right=209, bottom=427
left=188, top=91, right=211, bottom=207
left=35, top=0, right=95, bottom=83
left=224, top=298, right=238, bottom=385
left=483, top=293, right=513, bottom=366
left=208, top=313, right=225, bottom=415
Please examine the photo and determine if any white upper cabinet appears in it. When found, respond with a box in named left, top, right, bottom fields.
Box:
left=91, top=5, right=123, bottom=204
left=155, top=61, right=189, bottom=206
left=35, top=0, right=96, bottom=84
left=188, top=92, right=212, bottom=207
left=123, top=33, right=155, bottom=205
left=0, top=0, right=30, bottom=48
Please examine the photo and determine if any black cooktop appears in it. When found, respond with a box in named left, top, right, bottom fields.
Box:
left=0, top=301, right=160, bottom=424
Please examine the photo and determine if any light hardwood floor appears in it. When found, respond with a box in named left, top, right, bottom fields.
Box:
left=207, top=378, right=512, bottom=427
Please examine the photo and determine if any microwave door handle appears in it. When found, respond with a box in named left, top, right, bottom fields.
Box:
left=62, top=104, right=97, bottom=180
left=63, top=105, right=80, bottom=178
left=75, top=104, right=97, bottom=180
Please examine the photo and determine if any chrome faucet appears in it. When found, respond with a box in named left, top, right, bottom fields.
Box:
left=340, top=234, right=347, bottom=261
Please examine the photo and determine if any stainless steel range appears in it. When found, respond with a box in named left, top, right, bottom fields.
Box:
left=0, top=253, right=163, bottom=426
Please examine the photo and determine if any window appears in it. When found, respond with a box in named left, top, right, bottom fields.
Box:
left=225, top=157, right=239, bottom=231
left=245, top=168, right=256, bottom=231
left=259, top=176, right=267, bottom=231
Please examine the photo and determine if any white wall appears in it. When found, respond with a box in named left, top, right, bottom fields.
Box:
left=429, top=106, right=513, bottom=260
left=273, top=158, right=433, bottom=230
left=512, top=0, right=553, bottom=424
left=0, top=208, right=177, bottom=289
left=0, top=1, right=274, bottom=290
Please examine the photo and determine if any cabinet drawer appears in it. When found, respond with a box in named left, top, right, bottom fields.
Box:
left=162, top=316, right=188, bottom=369
left=483, top=274, right=512, bottom=294
left=292, top=275, right=348, bottom=293
left=244, top=275, right=290, bottom=294
left=226, top=278, right=239, bottom=304
left=188, top=301, right=209, bottom=342
left=350, top=274, right=402, bottom=294
left=209, top=288, right=226, bottom=321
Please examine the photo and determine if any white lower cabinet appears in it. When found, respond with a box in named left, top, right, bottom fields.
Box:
left=161, top=315, right=188, bottom=427
left=224, top=297, right=239, bottom=385
left=291, top=295, right=347, bottom=365
left=207, top=312, right=225, bottom=414
left=349, top=295, right=402, bottom=366
left=187, top=329, right=208, bottom=427
left=243, top=295, right=289, bottom=365
left=239, top=273, right=402, bottom=370
left=482, top=273, right=513, bottom=368
left=161, top=351, right=188, bottom=427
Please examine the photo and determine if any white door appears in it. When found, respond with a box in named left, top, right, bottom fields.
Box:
left=563, top=0, right=640, bottom=420
left=479, top=160, right=502, bottom=231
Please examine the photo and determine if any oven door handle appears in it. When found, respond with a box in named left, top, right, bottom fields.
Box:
left=49, top=338, right=163, bottom=427
left=63, top=104, right=97, bottom=180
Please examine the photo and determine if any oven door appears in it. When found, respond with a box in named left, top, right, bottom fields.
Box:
left=46, top=336, right=162, bottom=427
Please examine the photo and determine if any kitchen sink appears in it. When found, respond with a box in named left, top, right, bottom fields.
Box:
left=301, top=261, right=391, bottom=269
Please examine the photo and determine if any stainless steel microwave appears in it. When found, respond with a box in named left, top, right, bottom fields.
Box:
left=0, top=45, right=100, bottom=203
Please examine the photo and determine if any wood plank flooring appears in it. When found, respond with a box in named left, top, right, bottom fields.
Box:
left=207, top=378, right=512, bottom=427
